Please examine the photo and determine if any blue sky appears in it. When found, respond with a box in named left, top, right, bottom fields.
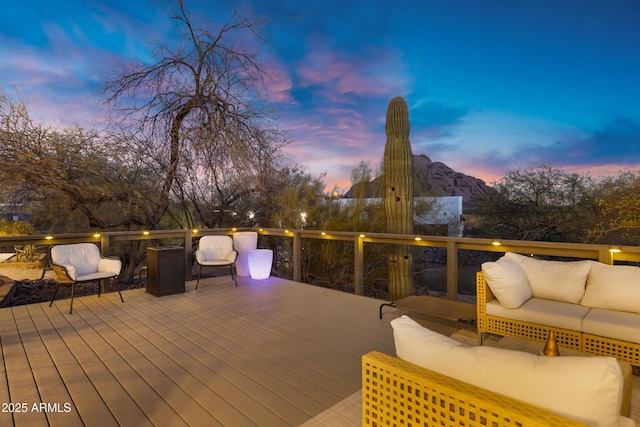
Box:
left=1, top=1, right=639, bottom=190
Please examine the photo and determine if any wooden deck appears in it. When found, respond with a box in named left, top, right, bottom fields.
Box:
left=0, top=275, right=472, bottom=427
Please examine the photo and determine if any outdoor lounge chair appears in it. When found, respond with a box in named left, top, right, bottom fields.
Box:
left=194, top=235, right=238, bottom=289
left=49, top=243, right=123, bottom=314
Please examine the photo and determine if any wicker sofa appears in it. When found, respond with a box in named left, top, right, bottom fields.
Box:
left=477, top=252, right=640, bottom=367
left=365, top=315, right=633, bottom=426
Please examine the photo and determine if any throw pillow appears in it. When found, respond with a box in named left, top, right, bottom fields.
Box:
left=482, top=257, right=532, bottom=308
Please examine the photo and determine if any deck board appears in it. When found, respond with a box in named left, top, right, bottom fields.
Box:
left=0, top=275, right=449, bottom=427
left=12, top=306, right=84, bottom=427
left=25, top=303, right=123, bottom=427
left=0, top=307, right=48, bottom=426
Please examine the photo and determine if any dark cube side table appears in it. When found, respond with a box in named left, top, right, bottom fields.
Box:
left=146, top=247, right=185, bottom=296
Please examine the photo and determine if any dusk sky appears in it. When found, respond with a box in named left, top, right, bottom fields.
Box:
left=1, top=0, right=639, bottom=191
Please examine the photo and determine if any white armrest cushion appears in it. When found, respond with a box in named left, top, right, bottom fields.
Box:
left=391, top=315, right=624, bottom=427
left=226, top=250, right=238, bottom=263
left=98, top=258, right=122, bottom=275
left=61, top=264, right=79, bottom=281
left=195, top=250, right=207, bottom=263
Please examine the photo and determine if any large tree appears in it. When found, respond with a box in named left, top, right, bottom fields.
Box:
left=101, top=0, right=287, bottom=229
left=472, top=165, right=596, bottom=242
left=0, top=94, right=156, bottom=232
left=589, top=171, right=640, bottom=245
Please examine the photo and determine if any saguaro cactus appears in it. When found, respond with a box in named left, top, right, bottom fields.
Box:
left=384, top=96, right=414, bottom=301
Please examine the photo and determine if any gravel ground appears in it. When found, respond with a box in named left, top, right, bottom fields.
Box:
left=0, top=264, right=142, bottom=308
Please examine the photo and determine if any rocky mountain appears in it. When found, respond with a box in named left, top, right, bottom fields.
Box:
left=344, top=154, right=493, bottom=211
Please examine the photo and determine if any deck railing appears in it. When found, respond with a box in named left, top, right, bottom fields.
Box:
left=1, top=228, right=639, bottom=301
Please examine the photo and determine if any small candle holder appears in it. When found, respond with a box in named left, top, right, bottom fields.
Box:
left=541, top=330, right=560, bottom=356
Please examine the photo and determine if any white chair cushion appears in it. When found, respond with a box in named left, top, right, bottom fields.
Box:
left=504, top=252, right=590, bottom=303
left=76, top=271, right=120, bottom=282
left=583, top=309, right=640, bottom=345
left=98, top=258, right=122, bottom=275
left=582, top=261, right=640, bottom=314
left=482, top=257, right=531, bottom=308
left=51, top=243, right=104, bottom=280
left=391, top=315, right=625, bottom=427
left=196, top=236, right=235, bottom=265
left=486, top=297, right=589, bottom=331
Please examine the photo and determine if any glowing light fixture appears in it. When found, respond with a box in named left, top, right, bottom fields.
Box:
left=248, top=249, right=273, bottom=280
left=232, top=231, right=258, bottom=277
left=143, top=231, right=150, bottom=235
left=609, top=246, right=622, bottom=253
left=359, top=234, right=365, bottom=238
left=415, top=236, right=422, bottom=241
left=321, top=231, right=326, bottom=236
left=93, top=233, right=101, bottom=238
left=192, top=229, right=199, bottom=234
left=45, top=236, right=53, bottom=240
left=492, top=240, right=502, bottom=246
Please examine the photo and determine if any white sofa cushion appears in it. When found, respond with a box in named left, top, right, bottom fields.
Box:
left=583, top=308, right=640, bottom=345
left=486, top=297, right=590, bottom=331
left=482, top=257, right=531, bottom=308
left=504, top=252, right=590, bottom=303
left=391, top=315, right=625, bottom=427
left=582, top=261, right=640, bottom=314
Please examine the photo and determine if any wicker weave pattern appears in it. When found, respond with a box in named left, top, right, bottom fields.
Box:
left=486, top=317, right=582, bottom=350
left=583, top=333, right=640, bottom=367
left=477, top=271, right=640, bottom=367
left=362, top=351, right=585, bottom=426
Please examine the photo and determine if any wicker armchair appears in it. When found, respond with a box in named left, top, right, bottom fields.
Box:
left=362, top=351, right=586, bottom=426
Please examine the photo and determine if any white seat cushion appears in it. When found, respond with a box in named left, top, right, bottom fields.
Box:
left=486, top=297, right=590, bottom=331
left=391, top=315, right=625, bottom=427
left=482, top=257, right=531, bottom=308
left=75, top=271, right=120, bottom=282
left=504, top=252, right=590, bottom=303
left=583, top=308, right=640, bottom=345
left=582, top=261, right=640, bottom=314
left=51, top=243, right=106, bottom=281
left=198, top=259, right=233, bottom=266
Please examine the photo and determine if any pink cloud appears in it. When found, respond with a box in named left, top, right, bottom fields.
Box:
left=294, top=39, right=409, bottom=101
left=263, top=57, right=294, bottom=103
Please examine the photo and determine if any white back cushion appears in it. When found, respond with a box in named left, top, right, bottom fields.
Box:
left=582, top=261, right=640, bottom=314
left=482, top=257, right=531, bottom=308
left=504, top=252, right=590, bottom=303
left=391, top=315, right=623, bottom=427
left=198, top=236, right=233, bottom=260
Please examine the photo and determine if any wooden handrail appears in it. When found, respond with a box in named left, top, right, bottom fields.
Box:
left=2, top=228, right=638, bottom=300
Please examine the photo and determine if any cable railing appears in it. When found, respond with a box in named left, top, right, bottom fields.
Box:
left=1, top=228, right=638, bottom=301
